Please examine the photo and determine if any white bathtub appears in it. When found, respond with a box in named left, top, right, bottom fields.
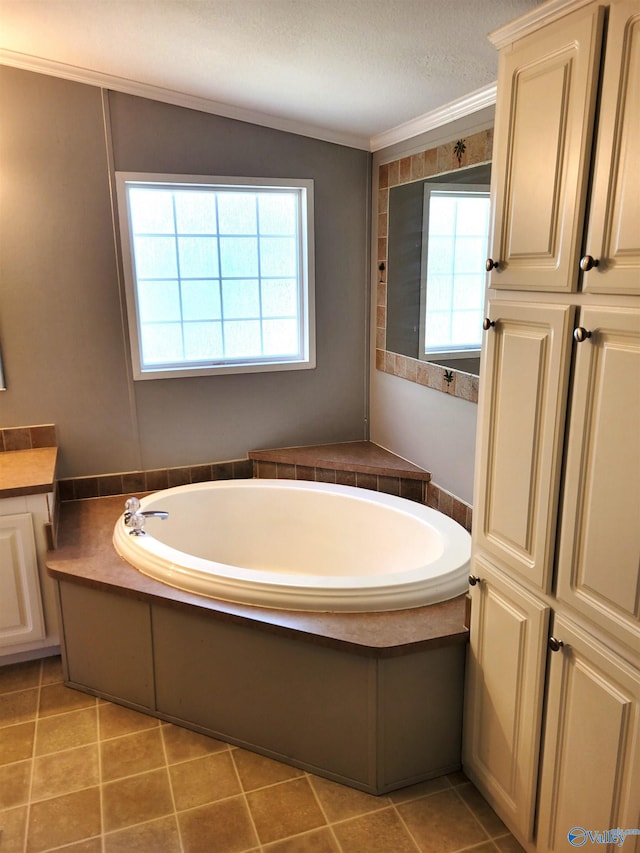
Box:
left=112, top=479, right=470, bottom=612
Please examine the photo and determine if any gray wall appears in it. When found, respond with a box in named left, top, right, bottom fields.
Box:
left=0, top=67, right=370, bottom=477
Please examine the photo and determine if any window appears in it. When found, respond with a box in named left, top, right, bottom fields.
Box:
left=116, top=173, right=315, bottom=379
left=419, top=184, right=490, bottom=362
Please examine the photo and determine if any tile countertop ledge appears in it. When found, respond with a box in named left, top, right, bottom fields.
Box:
left=0, top=446, right=58, bottom=498
left=46, top=494, right=468, bottom=658
left=248, top=440, right=431, bottom=481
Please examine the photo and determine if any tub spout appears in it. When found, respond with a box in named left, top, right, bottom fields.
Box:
left=140, top=511, right=169, bottom=520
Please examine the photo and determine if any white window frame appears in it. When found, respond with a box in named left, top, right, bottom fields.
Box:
left=419, top=183, right=490, bottom=363
left=115, top=173, right=315, bottom=380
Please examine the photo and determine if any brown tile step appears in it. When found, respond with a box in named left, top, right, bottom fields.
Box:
left=248, top=441, right=430, bottom=481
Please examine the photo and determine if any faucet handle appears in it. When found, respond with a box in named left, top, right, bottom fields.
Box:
left=125, top=497, right=141, bottom=514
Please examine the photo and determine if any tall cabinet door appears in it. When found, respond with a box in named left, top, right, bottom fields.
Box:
left=463, top=557, right=550, bottom=845
left=582, top=1, right=640, bottom=295
left=556, top=306, right=640, bottom=651
left=473, top=301, right=574, bottom=592
left=536, top=615, right=640, bottom=853
left=488, top=3, right=604, bottom=291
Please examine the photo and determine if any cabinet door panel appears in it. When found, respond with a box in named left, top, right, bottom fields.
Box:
left=489, top=4, right=604, bottom=291
left=0, top=514, right=45, bottom=647
left=556, top=306, right=640, bottom=650
left=463, top=557, right=550, bottom=845
left=582, top=2, right=640, bottom=294
left=474, top=301, right=574, bottom=591
left=537, top=615, right=640, bottom=852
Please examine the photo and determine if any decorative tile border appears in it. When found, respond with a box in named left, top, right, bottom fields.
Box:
left=57, top=459, right=253, bottom=502
left=253, top=459, right=426, bottom=504
left=57, top=456, right=472, bottom=533
left=376, top=128, right=492, bottom=403
left=426, top=482, right=473, bottom=533
left=0, top=424, right=57, bottom=451
left=254, top=459, right=471, bottom=532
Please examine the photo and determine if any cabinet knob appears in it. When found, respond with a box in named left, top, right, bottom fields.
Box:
left=579, top=255, right=599, bottom=272
left=468, top=575, right=482, bottom=587
left=482, top=318, right=495, bottom=331
left=573, top=327, right=592, bottom=343
left=548, top=636, right=564, bottom=653
left=485, top=258, right=499, bottom=272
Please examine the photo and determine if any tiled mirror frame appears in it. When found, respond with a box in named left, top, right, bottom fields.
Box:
left=375, top=127, right=494, bottom=403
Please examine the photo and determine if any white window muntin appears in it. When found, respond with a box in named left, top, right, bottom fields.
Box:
left=116, top=173, right=315, bottom=379
left=419, top=183, right=490, bottom=362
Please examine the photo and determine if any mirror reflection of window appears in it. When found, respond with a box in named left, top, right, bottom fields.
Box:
left=420, top=185, right=490, bottom=363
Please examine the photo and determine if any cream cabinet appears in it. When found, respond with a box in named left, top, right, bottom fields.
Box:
left=464, top=1, right=640, bottom=850
left=463, top=557, right=549, bottom=841
left=0, top=513, right=46, bottom=648
left=581, top=0, right=640, bottom=295
left=556, top=306, right=640, bottom=651
left=487, top=3, right=605, bottom=292
left=472, top=301, right=574, bottom=592
left=537, top=616, right=640, bottom=853
left=0, top=492, right=59, bottom=660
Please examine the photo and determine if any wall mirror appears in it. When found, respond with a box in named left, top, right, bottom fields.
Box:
left=387, top=163, right=491, bottom=376
left=376, top=129, right=493, bottom=403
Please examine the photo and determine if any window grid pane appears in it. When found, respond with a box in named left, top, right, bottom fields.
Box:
left=126, top=184, right=306, bottom=370
left=423, top=190, right=489, bottom=356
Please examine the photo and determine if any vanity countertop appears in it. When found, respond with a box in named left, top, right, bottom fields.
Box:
left=0, top=447, right=58, bottom=498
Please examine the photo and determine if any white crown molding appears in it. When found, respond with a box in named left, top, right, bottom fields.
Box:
left=489, top=0, right=595, bottom=48
left=0, top=49, right=371, bottom=151
left=369, top=83, right=497, bottom=153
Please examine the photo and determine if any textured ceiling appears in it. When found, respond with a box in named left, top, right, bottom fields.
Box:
left=0, top=0, right=544, bottom=148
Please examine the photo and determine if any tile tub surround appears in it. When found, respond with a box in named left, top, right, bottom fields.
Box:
left=57, top=458, right=254, bottom=502
left=56, top=441, right=473, bottom=531
left=0, top=657, right=525, bottom=853
left=376, top=128, right=492, bottom=402
left=250, top=442, right=472, bottom=532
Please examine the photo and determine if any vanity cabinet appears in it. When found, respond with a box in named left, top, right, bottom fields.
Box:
left=464, top=1, right=640, bottom=849
left=0, top=513, right=45, bottom=647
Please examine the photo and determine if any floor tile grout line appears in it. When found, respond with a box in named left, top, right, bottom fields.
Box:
left=390, top=800, right=431, bottom=853
left=305, top=771, right=346, bottom=853
left=451, top=783, right=498, bottom=847
left=229, top=746, right=267, bottom=852
left=97, top=705, right=106, bottom=853
left=22, top=658, right=43, bottom=853
left=158, top=723, right=185, bottom=853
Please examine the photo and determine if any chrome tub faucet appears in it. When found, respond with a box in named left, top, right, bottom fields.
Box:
left=123, top=497, right=169, bottom=536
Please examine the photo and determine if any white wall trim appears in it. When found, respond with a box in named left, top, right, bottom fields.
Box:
left=0, top=49, right=371, bottom=151
left=488, top=0, right=595, bottom=48
left=369, top=83, right=497, bottom=153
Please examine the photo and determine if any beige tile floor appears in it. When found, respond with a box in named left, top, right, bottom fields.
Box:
left=0, top=656, right=525, bottom=853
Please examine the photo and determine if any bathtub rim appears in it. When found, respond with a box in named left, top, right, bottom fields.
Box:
left=112, top=479, right=470, bottom=613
